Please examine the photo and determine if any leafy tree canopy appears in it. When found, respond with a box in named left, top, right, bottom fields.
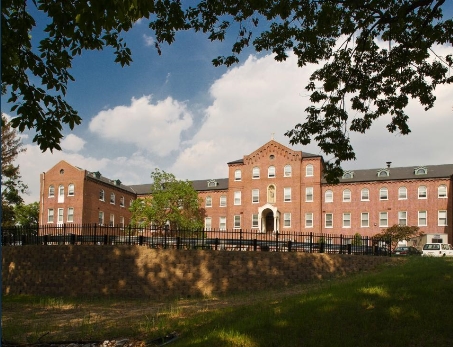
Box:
left=129, top=169, right=204, bottom=230
left=2, top=0, right=452, bottom=181
left=14, top=201, right=39, bottom=226
left=374, top=224, right=424, bottom=251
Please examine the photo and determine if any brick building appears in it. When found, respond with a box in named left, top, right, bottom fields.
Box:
left=40, top=140, right=453, bottom=240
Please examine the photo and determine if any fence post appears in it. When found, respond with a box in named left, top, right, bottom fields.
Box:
left=214, top=238, right=219, bottom=251
left=309, top=232, right=313, bottom=253
left=287, top=240, right=292, bottom=252
left=253, top=239, right=257, bottom=252
left=70, top=233, right=76, bottom=245
left=139, top=235, right=144, bottom=246
left=93, top=223, right=97, bottom=245
left=275, top=231, right=279, bottom=252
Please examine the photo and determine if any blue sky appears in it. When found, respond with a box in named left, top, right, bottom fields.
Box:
left=3, top=4, right=453, bottom=204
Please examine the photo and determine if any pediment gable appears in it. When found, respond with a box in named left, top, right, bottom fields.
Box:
left=243, top=140, right=302, bottom=165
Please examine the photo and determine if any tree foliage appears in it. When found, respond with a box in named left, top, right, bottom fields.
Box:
left=129, top=169, right=204, bottom=230
left=2, top=115, right=28, bottom=226
left=14, top=201, right=39, bottom=226
left=374, top=224, right=424, bottom=251
left=2, top=0, right=452, bottom=181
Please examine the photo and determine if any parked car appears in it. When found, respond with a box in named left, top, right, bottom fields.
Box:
left=392, top=246, right=421, bottom=256
left=422, top=243, right=453, bottom=257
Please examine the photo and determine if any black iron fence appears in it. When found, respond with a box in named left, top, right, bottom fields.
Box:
left=1, top=224, right=391, bottom=255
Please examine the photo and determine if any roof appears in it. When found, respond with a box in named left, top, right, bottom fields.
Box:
left=86, top=171, right=136, bottom=194
left=327, top=164, right=453, bottom=184
left=130, top=178, right=229, bottom=196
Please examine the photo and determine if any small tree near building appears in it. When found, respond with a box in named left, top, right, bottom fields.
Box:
left=374, top=225, right=424, bottom=251
left=130, top=169, right=204, bottom=231
left=14, top=202, right=39, bottom=226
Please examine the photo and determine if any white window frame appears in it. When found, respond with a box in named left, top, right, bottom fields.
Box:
left=284, top=165, right=292, bottom=177
left=219, top=217, right=227, bottom=230
left=252, top=214, right=259, bottom=228
left=49, top=185, right=55, bottom=197
left=234, top=191, right=241, bottom=205
left=58, top=185, right=64, bottom=203
left=120, top=216, right=125, bottom=228
left=418, top=211, right=427, bottom=226
left=398, top=211, right=407, bottom=226
left=205, top=217, right=212, bottom=230
left=379, top=212, right=388, bottom=227
left=252, top=189, right=259, bottom=203
left=252, top=167, right=260, bottom=179
left=284, top=187, right=291, bottom=202
left=205, top=196, right=212, bottom=207
left=268, top=166, right=276, bottom=178
left=325, top=213, right=333, bottom=228
left=343, top=213, right=351, bottom=228
left=57, top=208, right=64, bottom=224
left=67, top=207, right=74, bottom=222
left=99, top=211, right=104, bottom=225
left=234, top=215, right=241, bottom=229
left=398, top=187, right=407, bottom=200
left=305, top=213, right=313, bottom=228
left=379, top=187, right=388, bottom=200
left=438, top=210, right=447, bottom=226
left=438, top=185, right=447, bottom=198
left=306, top=164, right=314, bottom=177
left=283, top=213, right=291, bottom=228
left=110, top=192, right=115, bottom=204
left=305, top=187, right=313, bottom=202
left=418, top=186, right=427, bottom=199
left=220, top=195, right=227, bottom=207
left=325, top=190, right=333, bottom=203
left=234, top=169, right=242, bottom=181
left=343, top=189, right=351, bottom=202
left=120, top=196, right=125, bottom=207
left=68, top=183, right=75, bottom=196
left=361, top=188, right=369, bottom=201
left=109, top=214, right=114, bottom=227
left=361, top=212, right=369, bottom=227
left=48, top=209, right=54, bottom=223
left=99, top=189, right=105, bottom=201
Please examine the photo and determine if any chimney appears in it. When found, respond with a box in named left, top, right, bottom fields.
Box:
left=386, top=161, right=392, bottom=168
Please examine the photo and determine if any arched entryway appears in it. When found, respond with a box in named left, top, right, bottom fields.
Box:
left=258, top=203, right=280, bottom=233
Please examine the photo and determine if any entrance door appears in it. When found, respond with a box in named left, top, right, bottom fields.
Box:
left=265, top=212, right=274, bottom=232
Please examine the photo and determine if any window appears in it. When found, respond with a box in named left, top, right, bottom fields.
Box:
left=438, top=210, right=447, bottom=226
left=268, top=166, right=276, bottom=178
left=343, top=213, right=351, bottom=228
left=99, top=211, right=104, bottom=225
left=99, top=189, right=105, bottom=201
left=234, top=215, right=241, bottom=229
left=205, top=217, right=212, bottom=230
left=220, top=195, right=227, bottom=207
left=67, top=207, right=74, bottom=222
left=418, top=211, right=427, bottom=226
left=109, top=214, right=114, bottom=227
left=379, top=187, right=388, bottom=200
left=120, top=196, right=125, bottom=207
left=418, top=186, right=427, bottom=199
left=361, top=188, right=370, bottom=201
left=325, top=190, right=333, bottom=203
left=49, top=185, right=55, bottom=197
left=68, top=183, right=75, bottom=196
left=325, top=213, right=333, bottom=228
left=284, top=165, right=292, bottom=177
left=361, top=212, right=369, bottom=227
left=58, top=185, right=64, bottom=203
left=268, top=185, right=276, bottom=203
left=343, top=189, right=351, bottom=202
left=120, top=216, right=125, bottom=228
left=252, top=214, right=259, bottom=228
left=234, top=191, right=241, bottom=205
left=234, top=169, right=242, bottom=181
left=252, top=189, right=259, bottom=203
left=110, top=192, right=115, bottom=204
left=130, top=199, right=133, bottom=207
left=48, top=209, right=54, bottom=223
left=252, top=167, right=260, bottom=179
left=415, top=167, right=427, bottom=175
left=377, top=169, right=389, bottom=177
left=57, top=208, right=64, bottom=224
left=219, top=217, right=227, bottom=230
left=205, top=196, right=212, bottom=207
left=305, top=187, right=313, bottom=202
left=306, top=164, right=314, bottom=177
left=207, top=179, right=218, bottom=187
left=284, top=213, right=291, bottom=227
left=438, top=185, right=447, bottom=198
left=398, top=187, right=407, bottom=200
left=379, top=212, right=388, bottom=227
left=284, top=187, right=291, bottom=202
left=398, top=211, right=407, bottom=226
left=305, top=213, right=313, bottom=228
left=342, top=171, right=354, bottom=179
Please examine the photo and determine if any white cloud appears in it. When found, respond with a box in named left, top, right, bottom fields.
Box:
left=61, top=134, right=86, bottom=152
left=89, top=95, right=193, bottom=156
left=143, top=34, right=155, bottom=47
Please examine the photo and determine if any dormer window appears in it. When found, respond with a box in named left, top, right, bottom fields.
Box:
left=342, top=171, right=354, bottom=179
left=415, top=167, right=427, bottom=175
left=207, top=179, right=218, bottom=187
left=93, top=171, right=101, bottom=179
left=377, top=169, right=389, bottom=177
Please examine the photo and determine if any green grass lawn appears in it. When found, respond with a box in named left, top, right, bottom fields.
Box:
left=3, top=257, right=453, bottom=346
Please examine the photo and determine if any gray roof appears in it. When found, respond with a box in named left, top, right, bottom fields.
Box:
left=327, top=164, right=453, bottom=184
left=86, top=171, right=136, bottom=194
left=130, top=178, right=229, bottom=196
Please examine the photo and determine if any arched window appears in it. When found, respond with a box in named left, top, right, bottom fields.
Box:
left=99, top=189, right=105, bottom=201
left=48, top=185, right=55, bottom=197
left=205, top=196, right=212, bottom=207
left=343, top=189, right=351, bottom=202
left=268, top=185, right=276, bottom=203
left=306, top=164, right=314, bottom=177
left=68, top=183, right=75, bottom=196
left=234, top=169, right=242, bottom=181
left=120, top=196, right=125, bottom=207
left=379, top=187, right=388, bottom=200
left=361, top=188, right=369, bottom=201
left=252, top=167, right=260, bottom=179
left=268, top=166, right=276, bottom=178
left=284, top=165, right=292, bottom=177
left=418, top=186, right=427, bottom=199
left=398, top=187, right=407, bottom=200
left=377, top=169, right=389, bottom=177
left=438, top=185, right=447, bottom=198
left=58, top=185, right=64, bottom=203
left=325, top=190, right=333, bottom=203
left=110, top=192, right=115, bottom=204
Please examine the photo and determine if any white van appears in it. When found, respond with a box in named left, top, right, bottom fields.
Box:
left=422, top=243, right=453, bottom=257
